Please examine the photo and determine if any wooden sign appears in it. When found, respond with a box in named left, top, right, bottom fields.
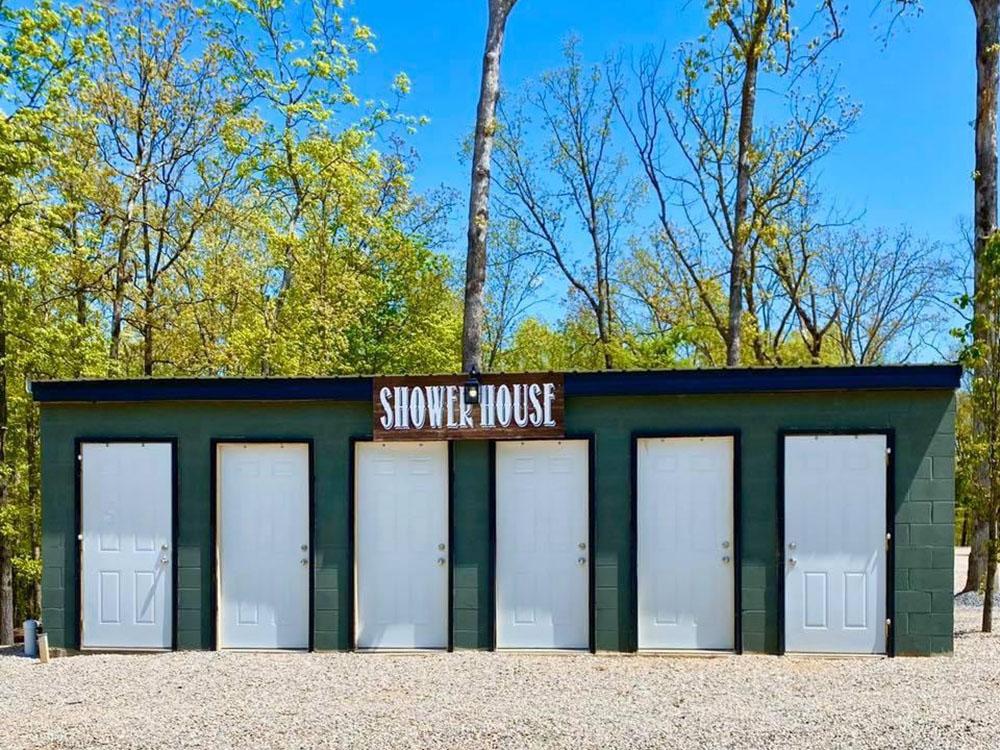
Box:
left=373, top=373, right=565, bottom=441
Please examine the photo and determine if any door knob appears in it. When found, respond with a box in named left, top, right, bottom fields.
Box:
left=301, top=544, right=308, bottom=552
left=437, top=557, right=446, bottom=566
left=578, top=542, right=586, bottom=550
left=722, top=556, right=731, bottom=564
left=788, top=542, right=797, bottom=550
left=300, top=559, right=308, bottom=566
left=438, top=543, right=446, bottom=551
left=788, top=558, right=797, bottom=567
left=577, top=557, right=587, bottom=566
left=722, top=541, right=730, bottom=549
left=161, top=544, right=169, bottom=551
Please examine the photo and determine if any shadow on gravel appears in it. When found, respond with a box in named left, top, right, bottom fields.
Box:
left=954, top=628, right=981, bottom=639
left=0, top=646, right=29, bottom=659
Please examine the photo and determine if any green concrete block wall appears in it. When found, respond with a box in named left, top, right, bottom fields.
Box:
left=40, top=387, right=956, bottom=655
left=451, top=441, right=492, bottom=648
left=40, top=401, right=370, bottom=651
left=564, top=390, right=956, bottom=654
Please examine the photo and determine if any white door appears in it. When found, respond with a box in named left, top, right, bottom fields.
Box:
left=218, top=443, right=310, bottom=649
left=496, top=440, right=589, bottom=649
left=81, top=442, right=173, bottom=650
left=784, top=434, right=887, bottom=654
left=355, top=442, right=449, bottom=649
left=637, top=436, right=735, bottom=650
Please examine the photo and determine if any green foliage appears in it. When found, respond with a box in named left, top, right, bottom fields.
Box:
left=954, top=233, right=1000, bottom=528
left=954, top=233, right=1000, bottom=625
left=0, top=0, right=459, bottom=629
left=955, top=392, right=976, bottom=525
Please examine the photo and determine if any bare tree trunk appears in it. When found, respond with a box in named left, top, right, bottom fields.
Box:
left=462, top=0, right=517, bottom=372
left=965, top=521, right=989, bottom=593
left=594, top=288, right=614, bottom=370
left=727, top=50, right=760, bottom=367
left=0, top=294, right=12, bottom=645
left=74, top=284, right=88, bottom=378
left=267, top=129, right=303, bottom=378
left=143, top=280, right=155, bottom=376
left=109, top=198, right=135, bottom=367
left=984, top=516, right=997, bottom=631
left=69, top=217, right=89, bottom=379
left=966, top=0, right=999, bottom=594
left=26, top=404, right=41, bottom=620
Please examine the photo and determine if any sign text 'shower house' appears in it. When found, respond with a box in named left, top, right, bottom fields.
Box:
left=374, top=374, right=564, bottom=440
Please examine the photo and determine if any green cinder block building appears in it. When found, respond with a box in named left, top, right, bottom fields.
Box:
left=33, top=365, right=960, bottom=657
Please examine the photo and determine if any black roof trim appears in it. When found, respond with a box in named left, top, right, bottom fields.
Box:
left=31, top=365, right=961, bottom=404
left=32, top=376, right=373, bottom=403
left=563, top=364, right=962, bottom=397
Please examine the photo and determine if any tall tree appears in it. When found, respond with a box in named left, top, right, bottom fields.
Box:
left=957, top=233, right=1000, bottom=632
left=612, top=44, right=856, bottom=366
left=698, top=1, right=842, bottom=365
left=75, top=0, right=251, bottom=375
left=482, top=220, right=547, bottom=370
left=214, top=0, right=425, bottom=375
left=0, top=0, right=464, bottom=636
left=462, top=0, right=518, bottom=373
left=770, top=225, right=951, bottom=364
left=493, top=41, right=643, bottom=369
left=0, top=0, right=98, bottom=646
left=963, top=0, right=1000, bottom=596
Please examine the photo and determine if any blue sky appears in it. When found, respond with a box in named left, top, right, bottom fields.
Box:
left=348, top=0, right=973, bottom=251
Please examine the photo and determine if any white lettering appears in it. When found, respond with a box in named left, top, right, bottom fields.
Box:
left=458, top=388, right=474, bottom=428
left=528, top=383, right=543, bottom=426
left=496, top=385, right=512, bottom=427
left=426, top=386, right=445, bottom=428
left=446, top=385, right=459, bottom=428
left=513, top=384, right=529, bottom=427
left=378, top=379, right=559, bottom=434
left=393, top=386, right=410, bottom=429
left=543, top=382, right=556, bottom=427
left=480, top=384, right=496, bottom=427
left=409, top=387, right=426, bottom=428
left=379, top=387, right=394, bottom=429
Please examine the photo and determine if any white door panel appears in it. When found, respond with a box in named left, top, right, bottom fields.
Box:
left=784, top=434, right=887, bottom=654
left=637, top=436, right=735, bottom=650
left=355, top=442, right=449, bottom=649
left=81, top=442, right=173, bottom=649
left=496, top=440, right=589, bottom=649
left=218, top=443, right=310, bottom=649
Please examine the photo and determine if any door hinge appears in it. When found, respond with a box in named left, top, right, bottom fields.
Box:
left=885, top=532, right=892, bottom=551
left=885, top=618, right=892, bottom=639
left=885, top=447, right=891, bottom=465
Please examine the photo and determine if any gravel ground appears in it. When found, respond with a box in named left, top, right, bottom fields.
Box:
left=1, top=606, right=998, bottom=750
left=955, top=590, right=1000, bottom=608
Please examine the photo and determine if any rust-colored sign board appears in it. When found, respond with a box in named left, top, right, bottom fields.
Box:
left=373, top=373, right=565, bottom=441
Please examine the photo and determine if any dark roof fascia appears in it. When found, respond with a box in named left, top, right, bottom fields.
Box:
left=563, top=364, right=963, bottom=397
left=30, top=365, right=962, bottom=404
left=31, top=376, right=373, bottom=403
